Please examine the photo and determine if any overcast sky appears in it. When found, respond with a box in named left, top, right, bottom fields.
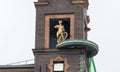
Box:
left=0, top=0, right=120, bottom=72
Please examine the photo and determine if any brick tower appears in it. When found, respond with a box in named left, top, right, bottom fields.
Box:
left=33, top=0, right=98, bottom=72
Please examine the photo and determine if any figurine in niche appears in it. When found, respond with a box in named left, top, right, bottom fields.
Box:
left=54, top=20, right=68, bottom=44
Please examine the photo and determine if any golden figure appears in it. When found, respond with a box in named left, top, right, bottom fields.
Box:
left=54, top=20, right=68, bottom=43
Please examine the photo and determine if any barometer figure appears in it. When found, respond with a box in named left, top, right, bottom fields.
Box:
left=54, top=20, right=68, bottom=43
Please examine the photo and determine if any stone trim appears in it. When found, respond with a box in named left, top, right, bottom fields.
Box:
left=34, top=2, right=49, bottom=6
left=71, top=0, right=89, bottom=8
left=44, top=14, right=75, bottom=48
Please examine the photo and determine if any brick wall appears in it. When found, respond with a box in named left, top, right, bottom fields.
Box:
left=35, top=51, right=87, bottom=72
left=35, top=0, right=85, bottom=49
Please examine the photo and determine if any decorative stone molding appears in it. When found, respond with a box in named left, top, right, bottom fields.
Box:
left=34, top=2, right=49, bottom=6
left=48, top=56, right=69, bottom=72
left=71, top=0, right=89, bottom=9
left=44, top=14, right=75, bottom=48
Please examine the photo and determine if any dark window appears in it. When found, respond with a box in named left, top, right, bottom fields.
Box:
left=40, top=64, right=47, bottom=72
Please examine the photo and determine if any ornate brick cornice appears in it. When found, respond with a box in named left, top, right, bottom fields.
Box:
left=32, top=49, right=84, bottom=53
left=71, top=0, right=89, bottom=9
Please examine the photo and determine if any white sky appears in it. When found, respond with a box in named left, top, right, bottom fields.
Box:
left=0, top=0, right=120, bottom=72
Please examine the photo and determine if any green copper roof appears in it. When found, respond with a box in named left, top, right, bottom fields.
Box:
left=56, top=39, right=99, bottom=57
left=89, top=58, right=96, bottom=72
left=0, top=64, right=34, bottom=69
